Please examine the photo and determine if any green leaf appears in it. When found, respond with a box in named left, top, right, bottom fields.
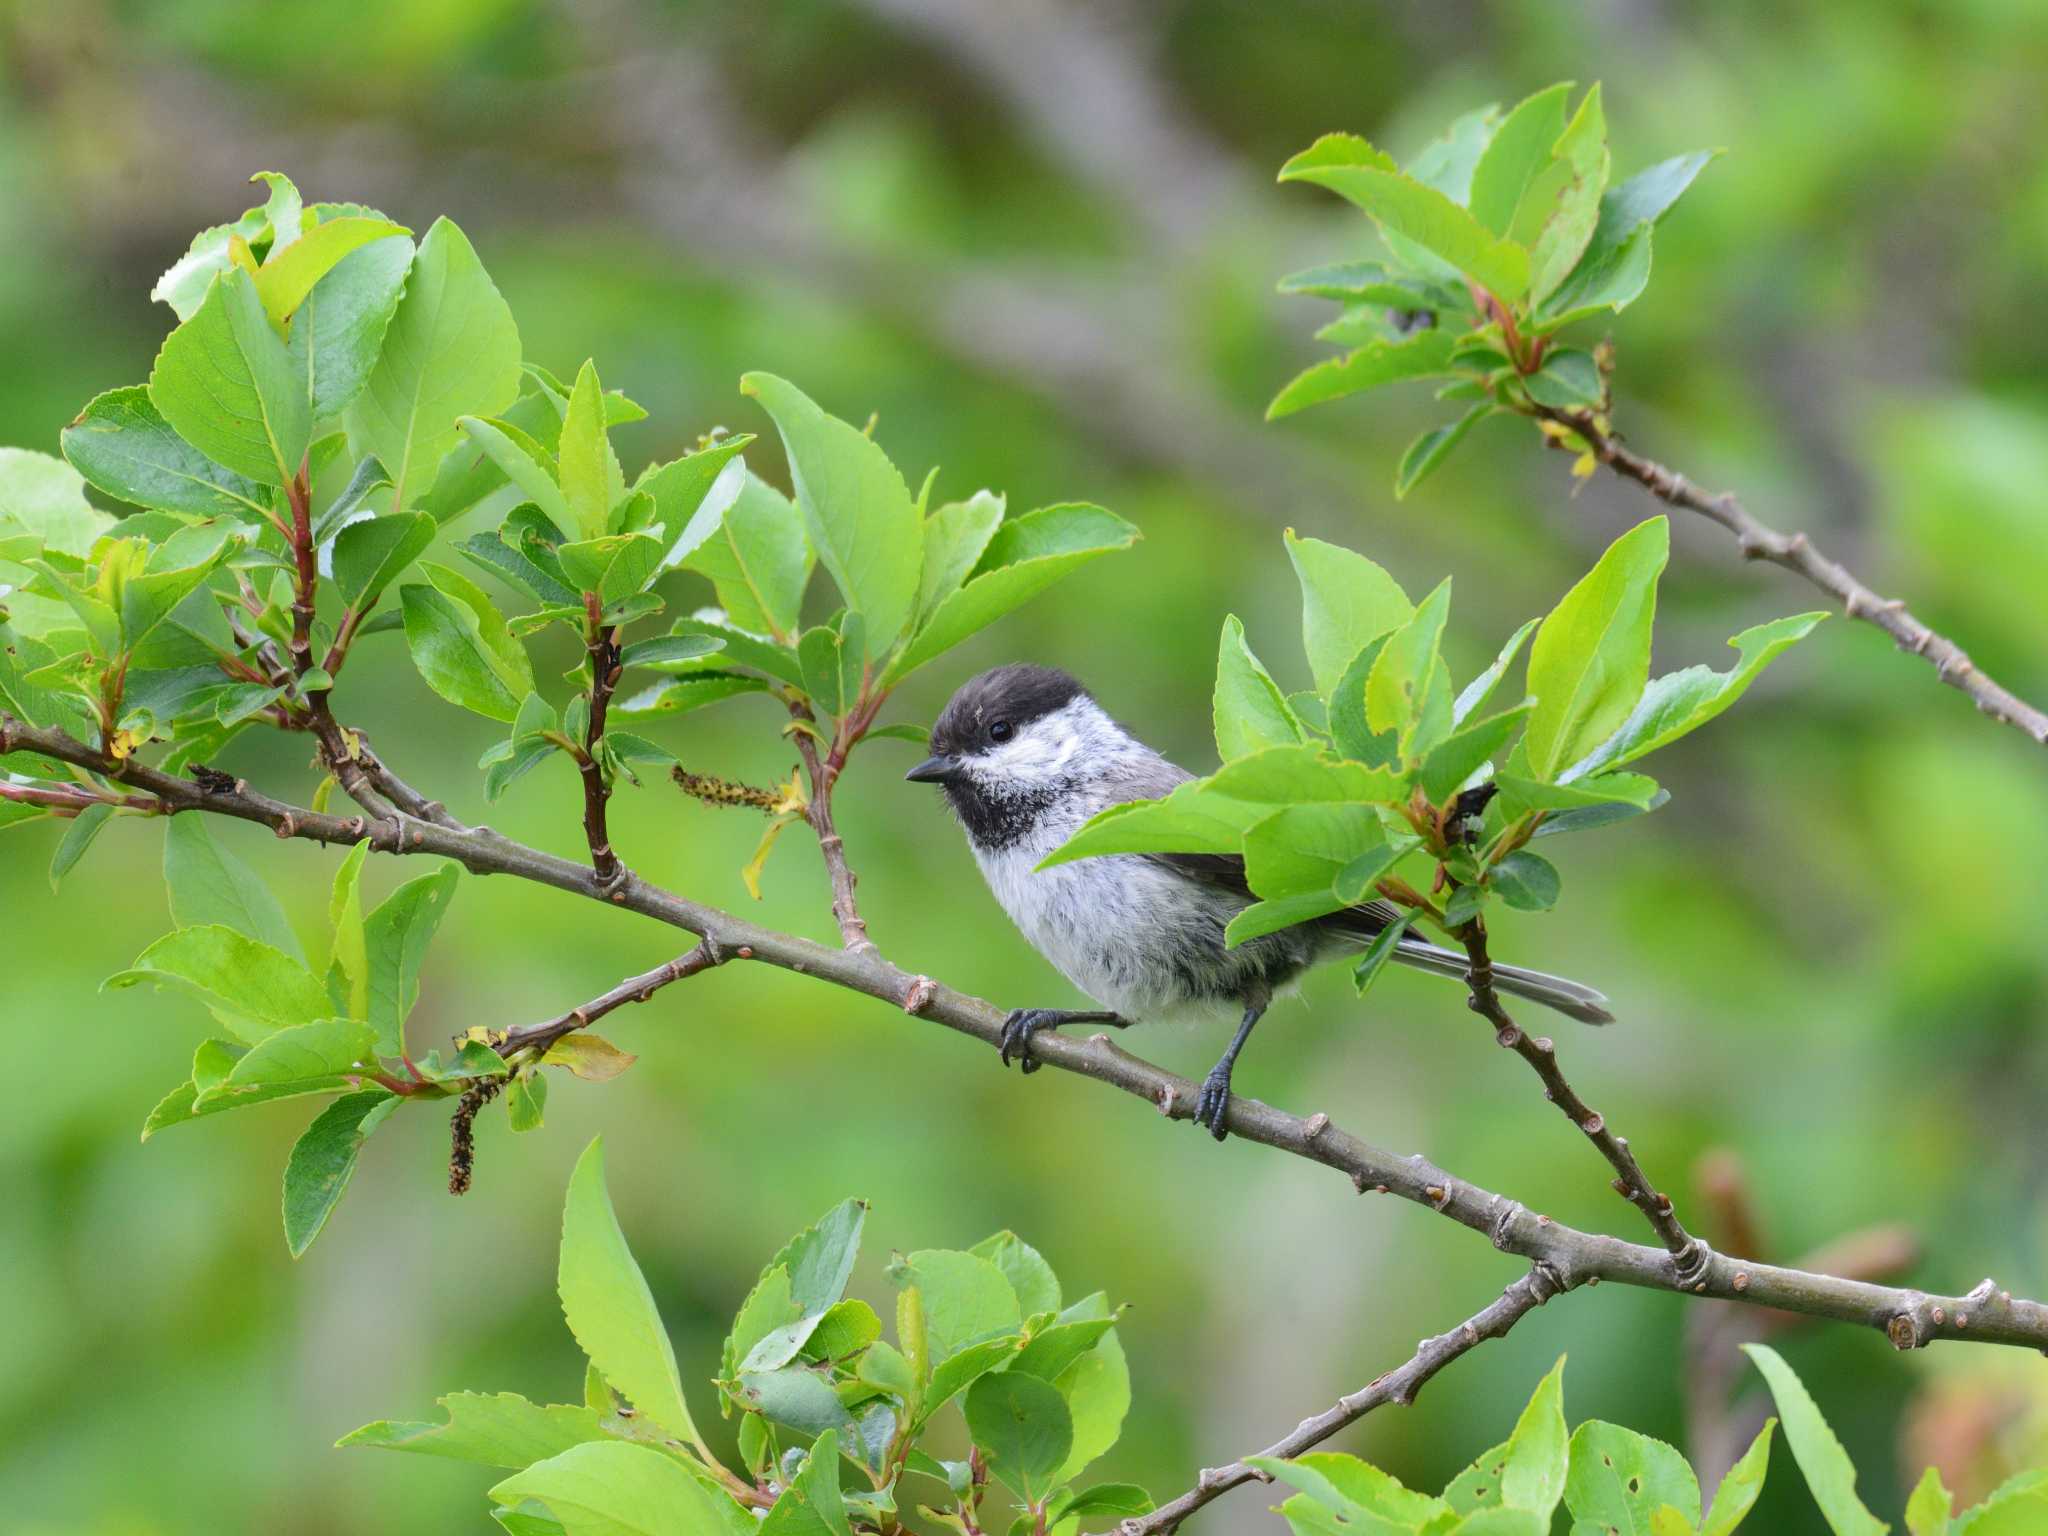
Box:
left=1524, top=349, right=1603, bottom=409
left=637, top=436, right=752, bottom=566
left=1396, top=404, right=1495, bottom=499
left=1491, top=851, right=1560, bottom=911
left=1695, top=1420, right=1773, bottom=1536
left=916, top=490, right=1005, bottom=627
left=361, top=862, right=458, bottom=1056
left=1211, top=745, right=1407, bottom=805
left=107, top=925, right=330, bottom=1041
left=254, top=215, right=408, bottom=323
left=149, top=265, right=310, bottom=487
left=458, top=415, right=573, bottom=531
left=402, top=583, right=525, bottom=722
left=1905, top=1467, right=1952, bottom=1536
left=969, top=1231, right=1062, bottom=1318
left=215, top=1016, right=379, bottom=1098
left=966, top=1369, right=1073, bottom=1503
left=1522, top=518, right=1667, bottom=780
left=1468, top=83, right=1574, bottom=234
left=61, top=386, right=272, bottom=522
left=656, top=619, right=792, bottom=684
left=890, top=1249, right=1022, bottom=1361
left=557, top=533, right=664, bottom=605
left=761, top=1430, right=856, bottom=1536
left=151, top=203, right=270, bottom=320
left=1456, top=620, right=1540, bottom=726
left=1366, top=577, right=1451, bottom=753
left=282, top=1089, right=399, bottom=1256
left=1052, top=1325, right=1128, bottom=1486
left=327, top=839, right=370, bottom=1021
left=1537, top=152, right=1716, bottom=330
left=679, top=470, right=813, bottom=641
left=1741, top=1345, right=1885, bottom=1536
left=558, top=360, right=623, bottom=542
left=1268, top=329, right=1459, bottom=420
left=48, top=801, right=113, bottom=889
left=1231, top=803, right=1386, bottom=945
left=1251, top=1451, right=1451, bottom=1530
left=1285, top=531, right=1413, bottom=699
left=490, top=1441, right=748, bottom=1536
left=164, top=814, right=301, bottom=962
left=285, top=233, right=415, bottom=422
left=347, top=218, right=522, bottom=510
left=741, top=372, right=921, bottom=653
left=559, top=1138, right=708, bottom=1457
left=1280, top=134, right=1530, bottom=300
left=1407, top=102, right=1502, bottom=202
left=1215, top=615, right=1304, bottom=760
left=506, top=1072, right=547, bottom=1132
left=884, top=502, right=1138, bottom=683
left=1495, top=772, right=1660, bottom=817
left=1570, top=612, right=1827, bottom=776
left=340, top=1391, right=606, bottom=1468
left=735, top=1367, right=855, bottom=1437
left=1956, top=1475, right=2048, bottom=1535
left=1565, top=1421, right=1701, bottom=1535
left=334, top=513, right=435, bottom=609
left=1038, top=779, right=1263, bottom=870
left=618, top=673, right=770, bottom=717
left=1446, top=1357, right=1567, bottom=1517
left=1525, top=86, right=1610, bottom=303
left=1420, top=701, right=1531, bottom=803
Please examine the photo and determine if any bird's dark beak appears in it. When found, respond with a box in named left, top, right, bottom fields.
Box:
left=905, top=754, right=962, bottom=784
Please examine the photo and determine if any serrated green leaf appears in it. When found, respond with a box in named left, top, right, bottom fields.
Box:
left=285, top=233, right=415, bottom=422
left=1491, top=850, right=1560, bottom=911
left=107, top=924, right=330, bottom=1041
left=402, top=583, right=525, bottom=722
left=1523, top=518, right=1667, bottom=780
left=334, top=513, right=435, bottom=609
left=164, top=814, right=302, bottom=962
left=1268, top=329, right=1459, bottom=420
left=559, top=1138, right=708, bottom=1456
left=506, top=1071, right=546, bottom=1132
left=1038, top=778, right=1262, bottom=870
left=1905, top=1466, right=1952, bottom=1536
left=1366, top=577, right=1451, bottom=753
left=149, top=265, right=309, bottom=487
left=61, top=386, right=272, bottom=522
left=347, top=218, right=522, bottom=510
left=1537, top=152, right=1715, bottom=331
left=679, top=470, right=812, bottom=641
left=891, top=1249, right=1021, bottom=1361
left=1397, top=403, right=1495, bottom=499
left=1419, top=699, right=1531, bottom=803
left=1469, top=83, right=1574, bottom=234
left=1526, top=86, right=1610, bottom=303
left=1742, top=1345, right=1884, bottom=1536
left=1215, top=614, right=1304, bottom=760
left=283, top=1089, right=399, bottom=1256
left=339, top=1391, right=607, bottom=1468
left=967, top=1369, right=1072, bottom=1503
left=361, top=861, right=457, bottom=1056
left=969, top=1231, right=1061, bottom=1317
left=884, top=502, right=1137, bottom=683
left=741, top=372, right=920, bottom=653
left=761, top=1429, right=856, bottom=1536
left=1565, top=1420, right=1701, bottom=1535
left=1052, top=1325, right=1128, bottom=1486
left=254, top=215, right=408, bottom=323
left=490, top=1441, right=747, bottom=1536
left=1525, top=349, right=1603, bottom=409
left=1281, top=134, right=1530, bottom=299
left=557, top=360, right=621, bottom=542
left=1569, top=612, right=1827, bottom=777
left=1285, top=530, right=1413, bottom=699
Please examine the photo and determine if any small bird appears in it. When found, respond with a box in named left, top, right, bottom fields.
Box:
left=906, top=664, right=1613, bottom=1140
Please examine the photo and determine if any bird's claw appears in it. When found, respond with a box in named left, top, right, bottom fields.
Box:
left=999, top=1009, right=1056, bottom=1074
left=1194, top=1068, right=1233, bottom=1141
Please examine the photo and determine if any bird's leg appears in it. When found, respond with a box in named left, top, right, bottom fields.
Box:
left=1193, top=1001, right=1268, bottom=1142
left=998, top=1009, right=1128, bottom=1073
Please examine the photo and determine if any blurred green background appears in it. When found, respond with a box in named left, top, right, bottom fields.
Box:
left=5, top=1, right=2048, bottom=1531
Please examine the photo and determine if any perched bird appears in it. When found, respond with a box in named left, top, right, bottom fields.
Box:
left=906, top=664, right=1613, bottom=1139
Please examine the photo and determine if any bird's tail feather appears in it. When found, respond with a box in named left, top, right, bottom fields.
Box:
left=1391, top=939, right=1615, bottom=1025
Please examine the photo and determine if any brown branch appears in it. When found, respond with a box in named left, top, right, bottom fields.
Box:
left=493, top=941, right=731, bottom=1059
left=1532, top=403, right=2048, bottom=749
left=1461, top=921, right=1702, bottom=1268
left=789, top=704, right=875, bottom=952
left=1127, top=1267, right=1563, bottom=1535
left=580, top=595, right=625, bottom=890
left=8, top=710, right=2042, bottom=1358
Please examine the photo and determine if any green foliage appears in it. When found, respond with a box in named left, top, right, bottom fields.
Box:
left=343, top=1141, right=1149, bottom=1535
left=1272, top=85, right=1716, bottom=494
left=1046, top=522, right=1820, bottom=952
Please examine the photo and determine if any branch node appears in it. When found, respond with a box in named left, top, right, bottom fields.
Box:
left=1495, top=1024, right=1522, bottom=1048
left=901, top=974, right=936, bottom=1015
left=1489, top=1201, right=1525, bottom=1252
left=1579, top=1113, right=1605, bottom=1136
left=274, top=814, right=297, bottom=839
left=1157, top=1085, right=1178, bottom=1117
left=735, top=944, right=754, bottom=959
left=1304, top=1111, right=1331, bottom=1142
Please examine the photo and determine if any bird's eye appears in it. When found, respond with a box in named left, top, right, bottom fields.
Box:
left=989, top=720, right=1014, bottom=743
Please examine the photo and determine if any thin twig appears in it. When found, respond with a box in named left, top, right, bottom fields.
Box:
left=789, top=703, right=875, bottom=952
left=1461, top=922, right=1702, bottom=1270
left=494, top=941, right=731, bottom=1058
left=8, top=710, right=2043, bottom=1363
left=1532, top=403, right=2048, bottom=749
left=1127, top=1267, right=1564, bottom=1534
left=580, top=594, right=625, bottom=890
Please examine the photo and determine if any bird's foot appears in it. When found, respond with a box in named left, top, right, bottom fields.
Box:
left=1194, top=1065, right=1234, bottom=1141
left=997, top=1009, right=1126, bottom=1073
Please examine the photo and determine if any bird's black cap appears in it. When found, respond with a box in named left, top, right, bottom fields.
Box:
left=927, top=665, right=1089, bottom=759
